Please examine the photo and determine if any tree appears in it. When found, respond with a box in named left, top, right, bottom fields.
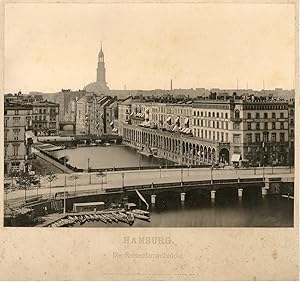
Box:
left=44, top=171, right=57, bottom=199
left=69, top=174, right=80, bottom=195
left=15, top=170, right=39, bottom=202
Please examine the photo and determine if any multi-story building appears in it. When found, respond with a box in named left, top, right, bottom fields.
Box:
left=105, top=100, right=119, bottom=135
left=121, top=93, right=293, bottom=167
left=76, top=95, right=118, bottom=136
left=31, top=101, right=59, bottom=136
left=288, top=99, right=295, bottom=165
left=4, top=102, right=33, bottom=175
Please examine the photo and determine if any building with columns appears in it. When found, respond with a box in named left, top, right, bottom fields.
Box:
left=121, top=93, right=293, bottom=167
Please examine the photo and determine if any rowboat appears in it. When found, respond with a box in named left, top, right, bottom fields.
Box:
left=133, top=209, right=150, bottom=215
left=133, top=213, right=150, bottom=222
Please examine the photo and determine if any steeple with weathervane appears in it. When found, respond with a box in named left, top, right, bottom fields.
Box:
left=96, top=42, right=107, bottom=87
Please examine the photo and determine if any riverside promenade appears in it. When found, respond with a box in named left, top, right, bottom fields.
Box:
left=6, top=167, right=294, bottom=203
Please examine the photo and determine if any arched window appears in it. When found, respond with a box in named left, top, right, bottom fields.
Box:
left=235, top=110, right=240, bottom=119
left=256, top=112, right=260, bottom=119
left=264, top=113, right=268, bottom=119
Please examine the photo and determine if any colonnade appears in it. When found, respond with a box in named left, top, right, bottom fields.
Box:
left=123, top=125, right=218, bottom=165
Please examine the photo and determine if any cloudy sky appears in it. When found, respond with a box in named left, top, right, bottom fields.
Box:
left=4, top=2, right=296, bottom=93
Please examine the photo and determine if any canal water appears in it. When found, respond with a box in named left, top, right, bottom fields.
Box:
left=52, top=145, right=172, bottom=169
left=51, top=145, right=293, bottom=227
left=72, top=195, right=293, bottom=228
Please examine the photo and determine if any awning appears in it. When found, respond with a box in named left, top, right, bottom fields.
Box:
left=172, top=125, right=179, bottom=132
left=166, top=116, right=171, bottom=123
left=231, top=154, right=241, bottom=162
left=184, top=118, right=189, bottom=125
left=110, top=121, right=114, bottom=126
left=175, top=117, right=179, bottom=124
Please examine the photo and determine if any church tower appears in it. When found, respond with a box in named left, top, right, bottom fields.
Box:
left=96, top=44, right=107, bottom=87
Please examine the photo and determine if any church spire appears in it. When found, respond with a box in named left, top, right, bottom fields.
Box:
left=97, top=44, right=106, bottom=87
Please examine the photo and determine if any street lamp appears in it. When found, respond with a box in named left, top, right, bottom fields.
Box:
left=122, top=173, right=125, bottom=189
left=180, top=167, right=183, bottom=186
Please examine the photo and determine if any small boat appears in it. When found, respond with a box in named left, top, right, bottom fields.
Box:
left=93, top=214, right=100, bottom=221
left=133, top=213, right=150, bottom=222
left=101, top=214, right=112, bottom=223
left=97, top=214, right=107, bottom=224
left=281, top=194, right=294, bottom=200
left=106, top=213, right=118, bottom=223
left=84, top=215, right=90, bottom=221
left=133, top=209, right=150, bottom=215
left=80, top=217, right=87, bottom=225
left=104, top=143, right=111, bottom=146
left=89, top=215, right=95, bottom=221
left=127, top=212, right=135, bottom=226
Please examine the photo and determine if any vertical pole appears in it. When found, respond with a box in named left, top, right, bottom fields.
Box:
left=101, top=175, right=104, bottom=190
left=159, top=166, right=162, bottom=178
left=181, top=167, right=183, bottom=186
left=64, top=157, right=67, bottom=186
left=63, top=185, right=66, bottom=214
left=122, top=173, right=125, bottom=188
left=37, top=174, right=40, bottom=196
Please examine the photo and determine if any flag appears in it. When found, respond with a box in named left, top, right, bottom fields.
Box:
left=135, top=190, right=149, bottom=210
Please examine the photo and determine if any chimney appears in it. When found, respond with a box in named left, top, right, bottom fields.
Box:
left=170, top=79, right=173, bottom=91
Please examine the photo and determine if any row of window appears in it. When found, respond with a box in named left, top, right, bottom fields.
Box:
left=193, top=119, right=229, bottom=130
left=243, top=104, right=287, bottom=110
left=246, top=112, right=286, bottom=119
left=247, top=122, right=286, bottom=130
left=246, top=132, right=285, bottom=143
left=194, top=111, right=229, bottom=119
left=193, top=129, right=229, bottom=142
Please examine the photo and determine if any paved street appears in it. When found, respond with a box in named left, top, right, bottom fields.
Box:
left=5, top=167, right=294, bottom=203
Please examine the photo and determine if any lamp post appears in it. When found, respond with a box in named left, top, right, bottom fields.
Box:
left=122, top=173, right=125, bottom=189
left=180, top=167, right=183, bottom=186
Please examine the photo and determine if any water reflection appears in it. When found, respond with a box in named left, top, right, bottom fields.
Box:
left=73, top=194, right=293, bottom=228
left=52, top=145, right=173, bottom=169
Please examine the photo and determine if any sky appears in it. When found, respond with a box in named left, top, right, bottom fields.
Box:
left=4, top=2, right=296, bottom=93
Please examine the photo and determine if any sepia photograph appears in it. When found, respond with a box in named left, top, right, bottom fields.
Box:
left=3, top=2, right=296, bottom=230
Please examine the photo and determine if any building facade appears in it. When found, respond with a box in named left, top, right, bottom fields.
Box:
left=32, top=101, right=60, bottom=136
left=4, top=102, right=33, bottom=174
left=121, top=94, right=293, bottom=167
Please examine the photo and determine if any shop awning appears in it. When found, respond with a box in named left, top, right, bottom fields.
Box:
left=172, top=125, right=179, bottom=132
left=166, top=116, right=171, bottom=123
left=110, top=121, right=114, bottom=126
left=231, top=154, right=241, bottom=162
left=175, top=117, right=179, bottom=124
